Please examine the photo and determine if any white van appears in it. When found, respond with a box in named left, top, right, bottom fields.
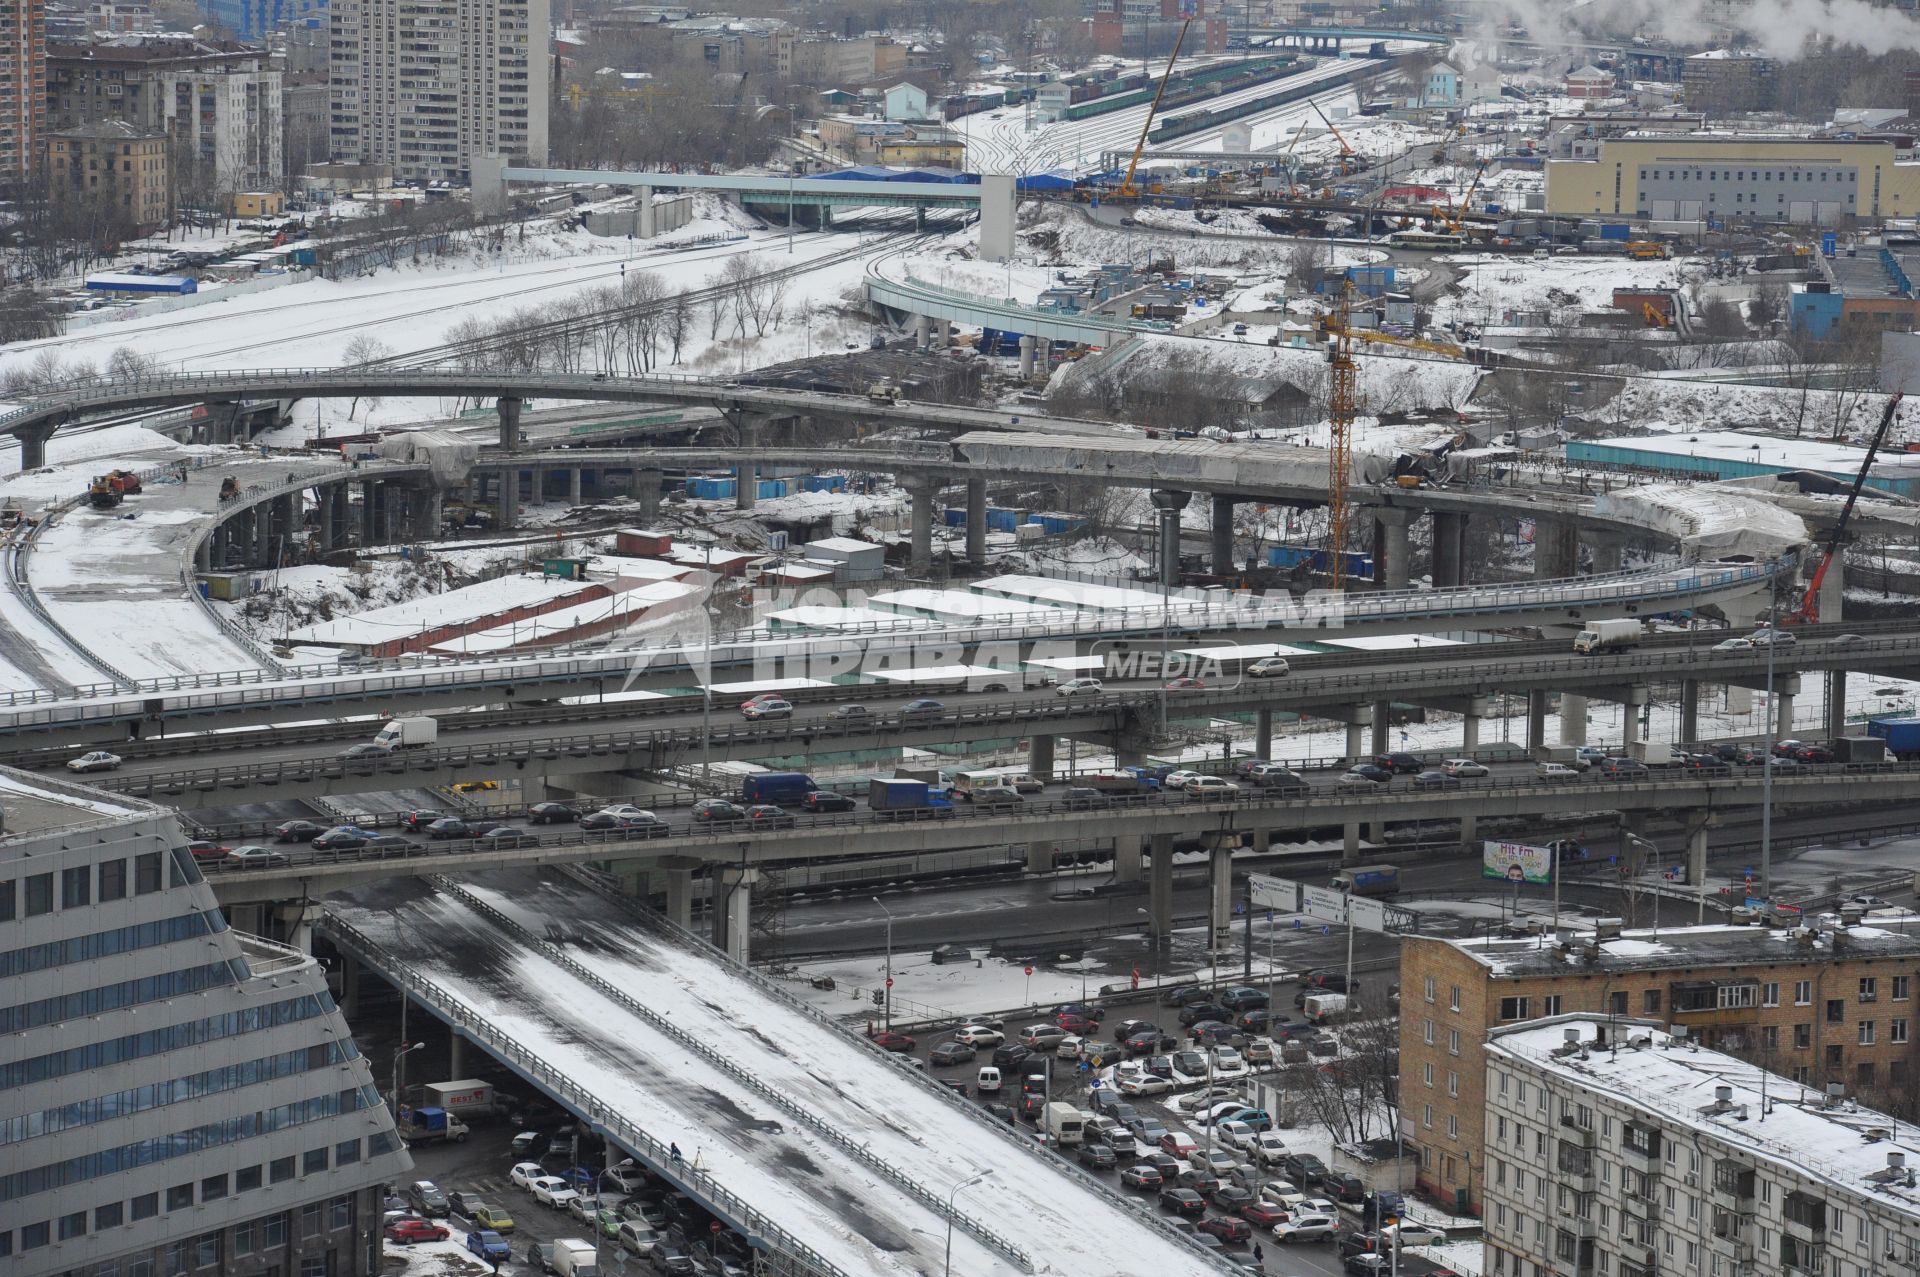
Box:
left=976, top=1066, right=1002, bottom=1094
left=1043, top=1101, right=1085, bottom=1146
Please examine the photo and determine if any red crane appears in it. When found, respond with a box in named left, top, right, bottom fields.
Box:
left=1789, top=392, right=1903, bottom=625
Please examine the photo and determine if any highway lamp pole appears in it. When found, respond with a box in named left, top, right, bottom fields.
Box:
left=874, top=896, right=894, bottom=1031
left=389, top=1041, right=423, bottom=1120
left=942, top=1170, right=993, bottom=1277
left=1625, top=832, right=1661, bottom=939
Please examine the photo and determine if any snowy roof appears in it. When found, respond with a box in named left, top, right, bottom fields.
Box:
left=288, top=575, right=599, bottom=646
left=805, top=536, right=884, bottom=555
left=1488, top=1017, right=1920, bottom=1221
left=1450, top=918, right=1920, bottom=978
left=972, top=574, right=1174, bottom=612
left=425, top=581, right=701, bottom=655
left=0, top=766, right=149, bottom=841
left=766, top=604, right=933, bottom=631
left=868, top=588, right=1063, bottom=622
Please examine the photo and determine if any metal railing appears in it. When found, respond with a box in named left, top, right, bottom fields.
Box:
left=316, top=913, right=853, bottom=1277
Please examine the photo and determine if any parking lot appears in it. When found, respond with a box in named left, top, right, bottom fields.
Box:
left=879, top=974, right=1465, bottom=1277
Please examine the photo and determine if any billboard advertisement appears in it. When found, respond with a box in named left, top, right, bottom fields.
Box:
left=1483, top=840, right=1553, bottom=886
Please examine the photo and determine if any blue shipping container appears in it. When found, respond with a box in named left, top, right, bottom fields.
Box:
left=801, top=475, right=846, bottom=493
left=756, top=479, right=787, bottom=499
left=1267, top=545, right=1373, bottom=577
left=943, top=508, right=968, bottom=527
left=686, top=477, right=736, bottom=500
left=987, top=508, right=1021, bottom=531
left=1600, top=224, right=1631, bottom=241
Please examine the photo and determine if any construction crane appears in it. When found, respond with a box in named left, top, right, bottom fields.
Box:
left=1325, top=286, right=1360, bottom=589
left=1787, top=392, right=1902, bottom=625
left=1118, top=16, right=1194, bottom=200
left=1311, top=100, right=1359, bottom=176
left=1435, top=159, right=1488, bottom=235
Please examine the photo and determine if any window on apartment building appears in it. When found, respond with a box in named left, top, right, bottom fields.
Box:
left=1498, top=1071, right=1509, bottom=1096
left=1644, top=990, right=1663, bottom=1013
left=1424, top=1063, right=1434, bottom=1087
left=1762, top=1026, right=1780, bottom=1051
left=1894, top=1019, right=1909, bottom=1044
left=1795, top=1023, right=1811, bottom=1049
left=1450, top=987, right=1462, bottom=1011
left=1795, top=980, right=1812, bottom=1005
left=1447, top=1115, right=1459, bottom=1140
left=1449, top=1029, right=1461, bottom=1056
left=1448, top=1072, right=1460, bottom=1098
left=1500, top=997, right=1530, bottom=1021
left=1543, top=996, right=1562, bottom=1016
left=1860, top=978, right=1879, bottom=1003
left=1608, top=991, right=1628, bottom=1015
left=1895, top=976, right=1911, bottom=1001
left=1827, top=1044, right=1844, bottom=1066
left=25, top=873, right=52, bottom=917
left=1793, top=1065, right=1812, bottom=1083
left=1828, top=999, right=1846, bottom=1024
left=1763, top=982, right=1780, bottom=1007
left=1859, top=1021, right=1876, bottom=1045
left=1423, top=1104, right=1433, bottom=1129
left=98, top=858, right=126, bottom=902
left=1424, top=1019, right=1435, bottom=1045
left=1424, top=977, right=1436, bottom=1002
left=1718, top=985, right=1758, bottom=1009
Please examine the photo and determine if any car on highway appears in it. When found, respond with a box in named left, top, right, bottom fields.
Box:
left=1372, top=751, right=1422, bottom=774
left=801, top=790, right=856, bottom=812
left=899, top=698, right=945, bottom=718
left=1441, top=757, right=1488, bottom=777
left=597, top=804, right=654, bottom=821
left=579, top=811, right=669, bottom=837
left=1334, top=770, right=1380, bottom=791
left=1411, top=769, right=1460, bottom=791
left=528, top=1177, right=577, bottom=1210
left=337, top=742, right=391, bottom=760
left=741, top=696, right=793, bottom=720
left=1274, top=1213, right=1339, bottom=1242
left=471, top=825, right=540, bottom=848
left=273, top=819, right=327, bottom=842
left=1056, top=677, right=1105, bottom=697
left=1160, top=984, right=1209, bottom=1006
left=527, top=802, right=580, bottom=824
left=1077, top=1142, right=1118, bottom=1169
left=1185, top=775, right=1239, bottom=797
left=744, top=804, right=796, bottom=829
left=826, top=704, right=872, bottom=721
left=1119, top=1164, right=1163, bottom=1190
left=869, top=1031, right=916, bottom=1053
left=1178, top=1001, right=1232, bottom=1027
left=1163, top=769, right=1205, bottom=790
left=1198, top=1215, right=1253, bottom=1245
left=1019, top=1023, right=1067, bottom=1049
left=1158, top=1187, right=1208, bottom=1216
left=1248, top=658, right=1290, bottom=678
left=310, top=826, right=377, bottom=851
left=929, top=1041, right=975, bottom=1066
left=974, top=785, right=1024, bottom=808
left=1749, top=628, right=1797, bottom=648
left=398, top=810, right=444, bottom=832
left=1793, top=742, right=1836, bottom=763
left=1597, top=757, right=1649, bottom=780
left=385, top=1219, right=450, bottom=1244
left=225, top=845, right=289, bottom=868
left=1245, top=764, right=1308, bottom=791
left=508, top=1162, right=545, bottom=1190
left=691, top=799, right=747, bottom=824
left=998, top=772, right=1044, bottom=793
left=1712, top=636, right=1755, bottom=652
left=954, top=1024, right=1004, bottom=1046
left=426, top=817, right=479, bottom=840
left=1060, top=786, right=1110, bottom=810
left=1164, top=676, right=1208, bottom=691
left=408, top=1181, right=450, bottom=1216
left=1534, top=762, right=1580, bottom=782
left=67, top=750, right=123, bottom=773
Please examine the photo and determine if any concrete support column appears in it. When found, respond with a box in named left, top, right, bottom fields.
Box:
left=1148, top=832, right=1174, bottom=944
left=1459, top=811, right=1477, bottom=850
left=1462, top=695, right=1488, bottom=753
left=1559, top=694, right=1588, bottom=747
left=1211, top=494, right=1236, bottom=575
left=1680, top=679, right=1701, bottom=747
left=1028, top=733, right=1056, bottom=782
left=1208, top=844, right=1234, bottom=951
left=716, top=867, right=759, bottom=964
left=1024, top=842, right=1055, bottom=873
left=1687, top=820, right=1710, bottom=894
left=1526, top=689, right=1549, bottom=753
left=1817, top=555, right=1845, bottom=624
left=638, top=190, right=657, bottom=238
left=1775, top=688, right=1796, bottom=738
left=448, top=1032, right=466, bottom=1080
left=1114, top=837, right=1143, bottom=884
left=1534, top=518, right=1576, bottom=578
left=1037, top=339, right=1053, bottom=370
left=908, top=481, right=934, bottom=577
left=339, top=958, right=361, bottom=1018
left=637, top=470, right=663, bottom=521
left=497, top=467, right=519, bottom=530
left=1589, top=534, right=1625, bottom=576
left=913, top=314, right=929, bottom=348
left=1018, top=334, right=1036, bottom=377
left=1342, top=821, right=1361, bottom=864
left=663, top=865, right=695, bottom=931
left=274, top=493, right=296, bottom=555
left=1374, top=508, right=1413, bottom=590
left=194, top=535, right=212, bottom=573
left=735, top=417, right=759, bottom=510
left=18, top=423, right=55, bottom=471
left=498, top=395, right=523, bottom=451
left=1826, top=670, right=1848, bottom=740
left=253, top=505, right=272, bottom=565
left=359, top=480, right=377, bottom=544
left=1254, top=709, right=1274, bottom=761
left=1430, top=510, right=1467, bottom=587
left=1151, top=490, right=1190, bottom=587
left=568, top=468, right=583, bottom=505
left=413, top=488, right=443, bottom=542
left=965, top=478, right=987, bottom=566
left=1370, top=700, right=1391, bottom=757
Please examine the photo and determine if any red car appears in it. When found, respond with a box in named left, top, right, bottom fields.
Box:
left=1164, top=677, right=1207, bottom=691
left=870, top=1032, right=916, bottom=1053
left=186, top=841, right=231, bottom=862
left=1054, top=1013, right=1098, bottom=1034
left=385, top=1219, right=450, bottom=1244
left=1198, top=1216, right=1252, bottom=1244
left=1241, top=1203, right=1290, bottom=1227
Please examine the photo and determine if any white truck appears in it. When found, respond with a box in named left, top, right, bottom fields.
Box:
left=1572, top=619, right=1642, bottom=655
left=420, top=1079, right=495, bottom=1119
left=373, top=716, right=437, bottom=750
left=1302, top=992, right=1355, bottom=1025
left=1629, top=740, right=1675, bottom=766
left=1043, top=1101, right=1085, bottom=1146
left=552, top=1237, right=599, bottom=1277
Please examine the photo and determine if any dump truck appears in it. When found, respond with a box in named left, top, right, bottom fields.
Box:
left=88, top=476, right=125, bottom=509
left=1572, top=618, right=1642, bottom=654
left=397, top=1106, right=469, bottom=1145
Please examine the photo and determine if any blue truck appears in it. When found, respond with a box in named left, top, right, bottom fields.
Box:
left=1331, top=865, right=1400, bottom=898
left=867, top=778, right=954, bottom=821
left=741, top=771, right=817, bottom=805
left=1868, top=716, right=1920, bottom=759
left=396, top=1106, right=469, bottom=1145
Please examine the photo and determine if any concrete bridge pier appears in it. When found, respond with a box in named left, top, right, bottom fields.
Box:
left=328, top=483, right=351, bottom=548
left=913, top=314, right=929, bottom=349
left=498, top=395, right=524, bottom=450
left=1211, top=496, right=1236, bottom=575
left=1028, top=733, right=1055, bottom=782
left=1533, top=518, right=1577, bottom=578
left=1372, top=508, right=1414, bottom=590
left=1430, top=510, right=1468, bottom=587
left=1680, top=679, right=1701, bottom=747
left=411, top=486, right=443, bottom=541
left=1018, top=335, right=1036, bottom=377
left=1114, top=837, right=1143, bottom=883
left=1024, top=842, right=1056, bottom=873
left=1462, top=695, right=1488, bottom=752
left=1458, top=811, right=1477, bottom=851
left=1818, top=556, right=1845, bottom=623
left=965, top=478, right=987, bottom=566
left=1151, top=490, right=1190, bottom=587
left=1525, top=689, right=1549, bottom=753
left=1330, top=703, right=1373, bottom=763
left=1826, top=671, right=1847, bottom=740
left=1208, top=840, right=1234, bottom=951
left=1148, top=832, right=1174, bottom=946
left=637, top=470, right=663, bottom=521
left=1370, top=700, right=1391, bottom=757
left=567, top=468, right=583, bottom=505
left=661, top=858, right=700, bottom=931
left=1774, top=680, right=1798, bottom=738
left=496, top=467, right=519, bottom=531
left=1588, top=533, right=1626, bottom=575
left=18, top=422, right=56, bottom=471
left=735, top=417, right=759, bottom=510
left=1254, top=709, right=1274, bottom=761
left=715, top=866, right=759, bottom=963
left=1559, top=695, right=1588, bottom=747
left=1685, top=812, right=1714, bottom=903
left=908, top=480, right=935, bottom=576
left=359, top=480, right=378, bottom=544
left=1342, top=821, right=1361, bottom=864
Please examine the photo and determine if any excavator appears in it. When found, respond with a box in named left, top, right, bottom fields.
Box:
left=1786, top=393, right=1902, bottom=626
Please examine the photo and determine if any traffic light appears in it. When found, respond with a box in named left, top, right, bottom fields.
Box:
left=871, top=990, right=884, bottom=1006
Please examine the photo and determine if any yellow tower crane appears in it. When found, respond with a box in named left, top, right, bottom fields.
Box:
left=1325, top=286, right=1360, bottom=589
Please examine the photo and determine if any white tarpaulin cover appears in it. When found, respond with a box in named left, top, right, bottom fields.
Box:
left=372, top=429, right=478, bottom=485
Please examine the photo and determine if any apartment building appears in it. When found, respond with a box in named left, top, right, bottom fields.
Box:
left=45, top=118, right=169, bottom=232
left=46, top=35, right=282, bottom=193
left=1399, top=919, right=1920, bottom=1215
left=0, top=768, right=410, bottom=1276
left=328, top=0, right=550, bottom=184
left=0, top=0, right=47, bottom=180
left=1483, top=1015, right=1920, bottom=1277
left=1544, top=135, right=1920, bottom=225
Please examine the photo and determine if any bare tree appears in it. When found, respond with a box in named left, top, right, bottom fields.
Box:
left=341, top=334, right=393, bottom=419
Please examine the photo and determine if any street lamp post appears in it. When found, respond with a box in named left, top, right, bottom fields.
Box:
left=942, top=1170, right=993, bottom=1277
left=389, top=1041, right=424, bottom=1120
left=874, top=896, right=895, bottom=1032
left=1760, top=559, right=1782, bottom=902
